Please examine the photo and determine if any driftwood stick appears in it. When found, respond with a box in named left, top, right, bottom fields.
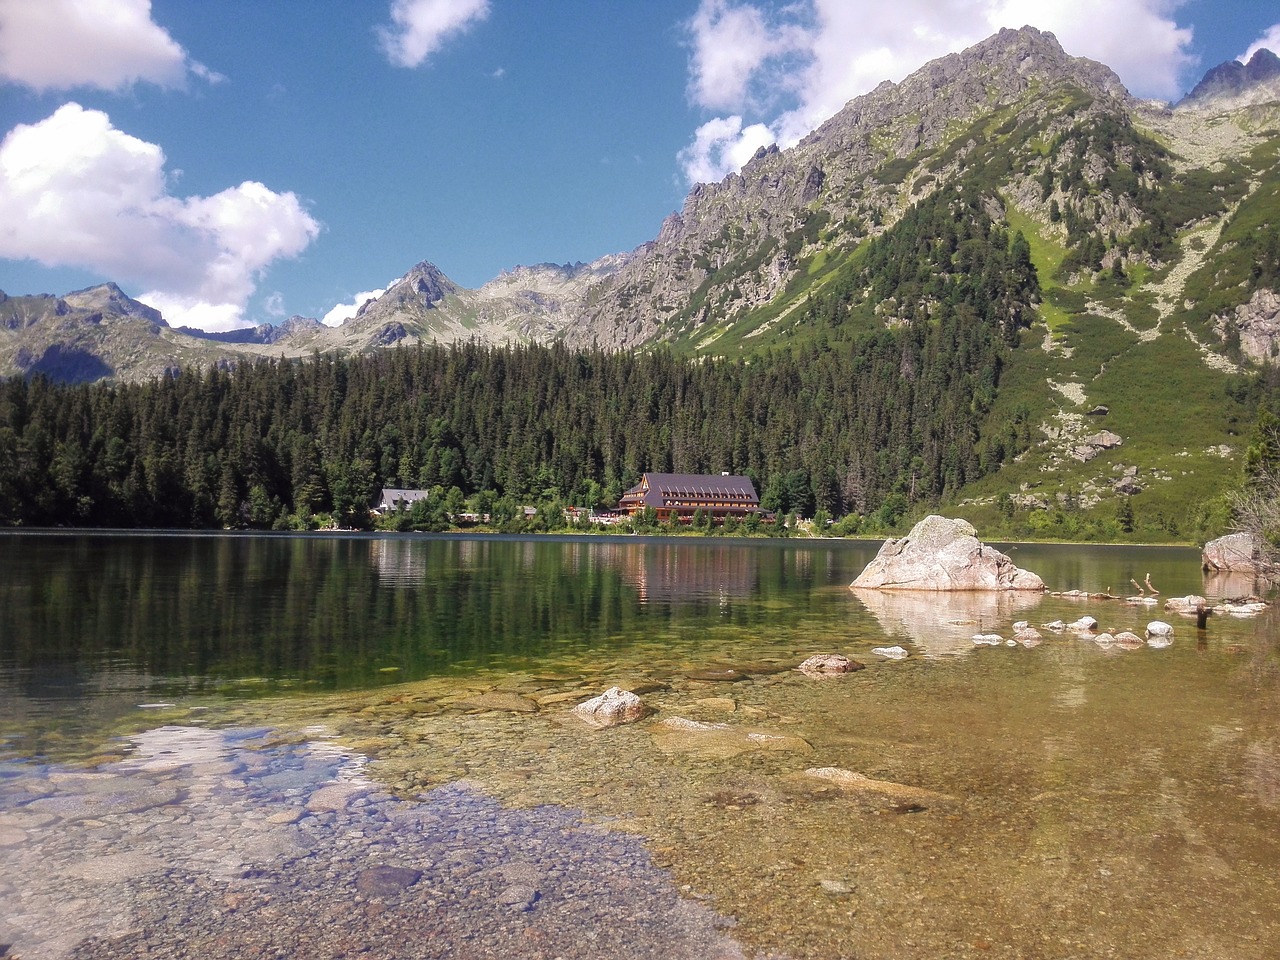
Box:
left=1144, top=573, right=1159, bottom=595
left=1130, top=578, right=1145, bottom=596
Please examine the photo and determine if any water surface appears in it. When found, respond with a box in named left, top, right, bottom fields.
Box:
left=2, top=532, right=1278, bottom=958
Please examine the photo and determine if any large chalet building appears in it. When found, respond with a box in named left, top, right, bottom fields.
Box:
left=617, top=473, right=760, bottom=523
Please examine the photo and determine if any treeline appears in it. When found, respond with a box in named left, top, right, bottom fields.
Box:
left=0, top=324, right=1026, bottom=530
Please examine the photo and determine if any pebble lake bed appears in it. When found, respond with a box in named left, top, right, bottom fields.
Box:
left=3, top=533, right=1280, bottom=958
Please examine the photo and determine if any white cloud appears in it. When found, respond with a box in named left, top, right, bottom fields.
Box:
left=678, top=116, right=775, bottom=185
left=322, top=289, right=387, bottom=327
left=378, top=0, right=489, bottom=68
left=685, top=0, right=810, bottom=111
left=0, top=0, right=216, bottom=92
left=1241, top=23, right=1280, bottom=63
left=0, top=104, right=321, bottom=331
left=678, top=0, right=1198, bottom=184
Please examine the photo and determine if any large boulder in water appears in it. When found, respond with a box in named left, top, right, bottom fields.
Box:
left=1201, top=532, right=1265, bottom=574
left=851, top=516, right=1045, bottom=592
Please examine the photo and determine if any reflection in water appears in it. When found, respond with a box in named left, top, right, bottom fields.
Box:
left=849, top=587, right=1044, bottom=656
left=1204, top=569, right=1268, bottom=600
left=619, top=542, right=759, bottom=605
left=370, top=538, right=430, bottom=586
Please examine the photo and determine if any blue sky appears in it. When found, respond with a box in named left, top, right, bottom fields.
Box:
left=1, top=0, right=1277, bottom=331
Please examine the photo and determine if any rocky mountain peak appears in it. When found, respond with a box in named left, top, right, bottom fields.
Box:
left=61, top=282, right=165, bottom=326
left=1179, top=48, right=1280, bottom=109
left=392, top=260, right=460, bottom=303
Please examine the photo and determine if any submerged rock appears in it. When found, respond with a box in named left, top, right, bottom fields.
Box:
left=684, top=668, right=748, bottom=682
left=355, top=865, right=422, bottom=898
left=871, top=645, right=909, bottom=659
left=851, top=516, right=1045, bottom=591
left=457, top=691, right=540, bottom=714
left=800, top=767, right=955, bottom=805
left=650, top=717, right=813, bottom=757
left=572, top=687, right=651, bottom=729
left=797, top=654, right=864, bottom=677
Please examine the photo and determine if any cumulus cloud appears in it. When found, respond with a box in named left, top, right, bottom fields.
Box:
left=378, top=0, right=490, bottom=68
left=322, top=289, right=387, bottom=327
left=0, top=104, right=321, bottom=331
left=685, top=0, right=810, bottom=111
left=0, top=0, right=216, bottom=92
left=678, top=116, right=775, bottom=186
left=679, top=0, right=1197, bottom=184
left=1241, top=23, right=1280, bottom=63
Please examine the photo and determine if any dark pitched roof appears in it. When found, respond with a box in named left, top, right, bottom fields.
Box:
left=619, top=473, right=758, bottom=508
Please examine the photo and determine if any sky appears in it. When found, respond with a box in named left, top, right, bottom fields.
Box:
left=0, top=0, right=1277, bottom=331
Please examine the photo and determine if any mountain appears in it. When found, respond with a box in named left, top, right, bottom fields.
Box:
left=564, top=27, right=1131, bottom=349
left=1179, top=48, right=1280, bottom=110
left=317, top=255, right=632, bottom=352
left=178, top=315, right=325, bottom=346
left=2, top=26, right=1279, bottom=530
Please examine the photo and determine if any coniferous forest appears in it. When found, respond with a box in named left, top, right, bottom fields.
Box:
left=0, top=190, right=1042, bottom=531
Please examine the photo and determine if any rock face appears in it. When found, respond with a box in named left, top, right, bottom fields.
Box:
left=1180, top=49, right=1280, bottom=110
left=851, top=516, right=1045, bottom=591
left=571, top=687, right=650, bottom=729
left=1202, top=533, right=1265, bottom=574
left=1215, top=288, right=1280, bottom=364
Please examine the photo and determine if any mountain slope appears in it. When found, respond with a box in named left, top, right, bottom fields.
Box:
left=561, top=27, right=1132, bottom=350
left=2, top=27, right=1278, bottom=534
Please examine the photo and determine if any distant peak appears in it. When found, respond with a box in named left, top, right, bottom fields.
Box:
left=1180, top=48, right=1280, bottom=108
left=61, top=281, right=165, bottom=326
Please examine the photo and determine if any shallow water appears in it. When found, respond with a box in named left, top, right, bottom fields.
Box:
left=2, top=533, right=1278, bottom=958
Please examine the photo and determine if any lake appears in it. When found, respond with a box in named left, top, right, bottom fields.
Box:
left=2, top=532, right=1279, bottom=959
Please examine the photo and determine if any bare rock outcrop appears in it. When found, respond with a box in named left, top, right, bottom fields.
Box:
left=1215, top=288, right=1280, bottom=364
left=1202, top=532, right=1265, bottom=574
left=1071, top=430, right=1123, bottom=462
left=851, top=516, right=1045, bottom=591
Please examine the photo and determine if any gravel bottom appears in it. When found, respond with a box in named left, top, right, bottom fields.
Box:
left=0, top=727, right=763, bottom=960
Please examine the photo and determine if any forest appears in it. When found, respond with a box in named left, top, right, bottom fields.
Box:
left=0, top=189, right=1044, bottom=532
